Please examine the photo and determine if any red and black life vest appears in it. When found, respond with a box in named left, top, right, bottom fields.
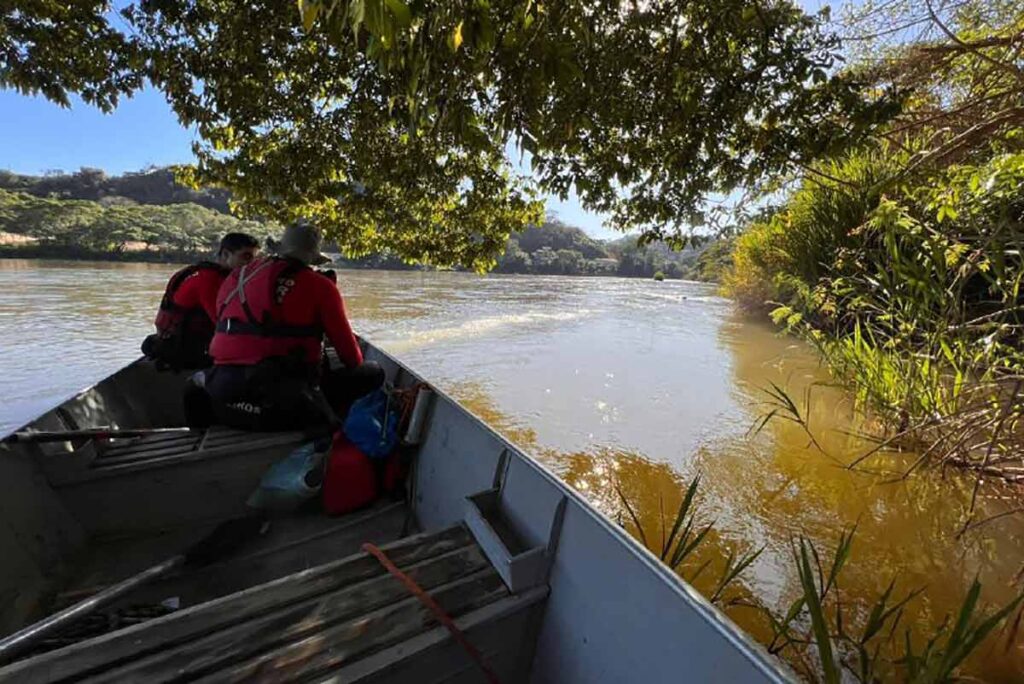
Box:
left=143, top=261, right=228, bottom=370
left=154, top=261, right=227, bottom=338
left=212, top=256, right=323, bottom=367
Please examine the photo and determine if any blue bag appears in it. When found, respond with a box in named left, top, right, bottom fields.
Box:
left=344, top=388, right=399, bottom=460
left=246, top=441, right=327, bottom=512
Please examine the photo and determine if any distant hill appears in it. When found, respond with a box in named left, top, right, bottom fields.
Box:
left=0, top=187, right=271, bottom=261
left=0, top=167, right=231, bottom=214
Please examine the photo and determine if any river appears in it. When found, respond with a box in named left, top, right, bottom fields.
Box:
left=1, top=259, right=1022, bottom=680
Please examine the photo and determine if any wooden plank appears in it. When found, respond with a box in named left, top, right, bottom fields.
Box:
left=87, top=546, right=495, bottom=683
left=60, top=430, right=309, bottom=485
left=93, top=438, right=202, bottom=467
left=102, top=431, right=197, bottom=449
left=123, top=502, right=409, bottom=608
left=0, top=526, right=473, bottom=683
left=189, top=569, right=508, bottom=684
left=333, top=586, right=549, bottom=684
left=63, top=503, right=405, bottom=602
left=199, top=427, right=307, bottom=449
left=100, top=434, right=200, bottom=459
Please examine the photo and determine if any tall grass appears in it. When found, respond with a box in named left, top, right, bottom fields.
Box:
left=725, top=146, right=1024, bottom=482
left=615, top=477, right=1023, bottom=681
left=614, top=474, right=764, bottom=602
left=769, top=529, right=1023, bottom=683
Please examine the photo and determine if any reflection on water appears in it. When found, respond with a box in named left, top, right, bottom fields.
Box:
left=1, top=260, right=1022, bottom=679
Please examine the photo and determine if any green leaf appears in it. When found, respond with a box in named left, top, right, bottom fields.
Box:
left=384, top=0, right=411, bottom=27
left=797, top=539, right=840, bottom=684
left=297, top=0, right=320, bottom=32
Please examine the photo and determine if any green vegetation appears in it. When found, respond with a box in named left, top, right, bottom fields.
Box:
left=7, top=1, right=1023, bottom=679
left=653, top=271, right=666, bottom=282
left=721, top=3, right=1024, bottom=482
left=4, top=1, right=896, bottom=268
left=0, top=168, right=230, bottom=212
left=619, top=477, right=1023, bottom=683
left=0, top=188, right=271, bottom=261
left=0, top=168, right=724, bottom=279
left=772, top=530, right=1022, bottom=683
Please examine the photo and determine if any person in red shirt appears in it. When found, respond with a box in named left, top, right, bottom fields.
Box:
left=191, top=222, right=383, bottom=431
left=142, top=233, right=260, bottom=370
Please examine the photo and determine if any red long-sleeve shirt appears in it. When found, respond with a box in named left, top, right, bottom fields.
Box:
left=210, top=261, right=363, bottom=368
left=168, top=267, right=225, bottom=323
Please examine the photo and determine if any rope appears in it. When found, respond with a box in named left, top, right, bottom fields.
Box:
left=361, top=542, right=502, bottom=684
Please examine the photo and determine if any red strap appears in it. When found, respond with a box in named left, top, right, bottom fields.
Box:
left=361, top=542, right=502, bottom=684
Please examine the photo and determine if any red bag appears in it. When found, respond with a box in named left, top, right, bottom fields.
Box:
left=381, top=451, right=406, bottom=496
left=322, top=433, right=378, bottom=515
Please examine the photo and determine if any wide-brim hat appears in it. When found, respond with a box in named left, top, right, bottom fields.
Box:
left=279, top=220, right=331, bottom=265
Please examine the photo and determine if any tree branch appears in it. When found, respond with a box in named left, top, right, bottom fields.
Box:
left=923, top=0, right=1024, bottom=85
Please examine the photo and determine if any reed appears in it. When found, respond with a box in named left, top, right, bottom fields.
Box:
left=617, top=477, right=1022, bottom=681
left=767, top=529, right=1023, bottom=683
left=614, top=473, right=762, bottom=605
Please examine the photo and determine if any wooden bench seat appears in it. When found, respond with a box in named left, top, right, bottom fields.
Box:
left=46, top=426, right=314, bottom=536
left=59, top=501, right=410, bottom=613
left=0, top=525, right=548, bottom=684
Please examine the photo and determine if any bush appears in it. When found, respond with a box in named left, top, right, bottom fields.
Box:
left=726, top=146, right=1024, bottom=477
left=723, top=147, right=906, bottom=312
left=653, top=270, right=665, bottom=281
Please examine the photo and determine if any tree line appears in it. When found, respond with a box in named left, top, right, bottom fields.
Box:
left=0, top=185, right=271, bottom=261
left=0, top=170, right=722, bottom=280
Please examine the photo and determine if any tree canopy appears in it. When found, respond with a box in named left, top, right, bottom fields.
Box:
left=2, top=1, right=898, bottom=268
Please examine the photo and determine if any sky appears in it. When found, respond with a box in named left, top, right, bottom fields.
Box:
left=0, top=88, right=622, bottom=239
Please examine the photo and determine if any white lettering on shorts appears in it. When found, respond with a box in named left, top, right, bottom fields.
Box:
left=226, top=401, right=262, bottom=415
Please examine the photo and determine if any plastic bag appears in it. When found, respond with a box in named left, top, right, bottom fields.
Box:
left=343, top=388, right=399, bottom=460
left=246, top=440, right=328, bottom=512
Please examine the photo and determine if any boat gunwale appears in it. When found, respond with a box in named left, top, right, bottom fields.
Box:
left=364, top=336, right=793, bottom=683
left=0, top=358, right=156, bottom=442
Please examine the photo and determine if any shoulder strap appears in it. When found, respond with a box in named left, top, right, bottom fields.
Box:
left=271, top=258, right=310, bottom=305
left=161, top=264, right=202, bottom=309
left=215, top=257, right=277, bottom=324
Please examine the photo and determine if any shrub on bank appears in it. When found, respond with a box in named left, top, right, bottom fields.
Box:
left=726, top=147, right=1024, bottom=477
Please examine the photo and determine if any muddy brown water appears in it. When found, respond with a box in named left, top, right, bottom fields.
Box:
left=1, top=259, right=1021, bottom=680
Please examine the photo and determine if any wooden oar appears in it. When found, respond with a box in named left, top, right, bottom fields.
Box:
left=0, top=514, right=268, bottom=665
left=5, top=427, right=194, bottom=444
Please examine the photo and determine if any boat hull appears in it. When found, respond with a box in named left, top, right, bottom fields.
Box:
left=0, top=343, right=790, bottom=682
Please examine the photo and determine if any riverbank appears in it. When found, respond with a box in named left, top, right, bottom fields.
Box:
left=720, top=147, right=1024, bottom=486
left=0, top=176, right=721, bottom=281
left=0, top=245, right=714, bottom=282
left=0, top=244, right=199, bottom=264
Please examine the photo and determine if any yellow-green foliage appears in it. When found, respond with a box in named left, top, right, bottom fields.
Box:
left=724, top=147, right=906, bottom=312
left=0, top=188, right=273, bottom=255
left=727, top=146, right=1024, bottom=467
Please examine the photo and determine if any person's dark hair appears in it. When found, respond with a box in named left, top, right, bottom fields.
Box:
left=218, top=232, right=259, bottom=255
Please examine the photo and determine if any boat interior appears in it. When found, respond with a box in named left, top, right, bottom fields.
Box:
left=0, top=346, right=546, bottom=682
left=0, top=341, right=789, bottom=683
